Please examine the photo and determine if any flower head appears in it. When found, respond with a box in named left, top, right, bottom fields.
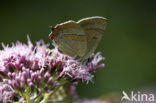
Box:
left=0, top=83, right=15, bottom=103
left=0, top=36, right=104, bottom=102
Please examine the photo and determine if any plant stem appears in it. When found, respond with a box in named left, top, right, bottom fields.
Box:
left=40, top=85, right=62, bottom=103
left=35, top=93, right=43, bottom=103
left=40, top=92, right=52, bottom=103
left=40, top=80, right=68, bottom=103
left=25, top=87, right=33, bottom=103
left=26, top=94, right=32, bottom=103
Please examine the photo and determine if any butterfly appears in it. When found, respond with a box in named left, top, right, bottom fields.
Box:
left=49, top=16, right=107, bottom=60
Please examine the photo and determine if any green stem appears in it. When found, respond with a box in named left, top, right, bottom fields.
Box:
left=26, top=94, right=31, bottom=103
left=35, top=93, right=43, bottom=103
left=40, top=92, right=52, bottom=103
left=24, top=87, right=33, bottom=103
left=40, top=85, right=61, bottom=103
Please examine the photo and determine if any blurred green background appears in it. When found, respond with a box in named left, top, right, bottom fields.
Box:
left=0, top=0, right=156, bottom=99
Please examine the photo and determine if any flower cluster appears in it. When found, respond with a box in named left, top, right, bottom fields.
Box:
left=0, top=36, right=104, bottom=102
left=0, top=83, right=15, bottom=103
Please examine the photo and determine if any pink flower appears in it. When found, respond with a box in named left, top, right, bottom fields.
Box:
left=0, top=83, right=15, bottom=103
left=0, top=35, right=104, bottom=102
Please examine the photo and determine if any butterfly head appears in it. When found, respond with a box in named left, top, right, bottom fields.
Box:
left=49, top=26, right=62, bottom=42
left=49, top=26, right=57, bottom=41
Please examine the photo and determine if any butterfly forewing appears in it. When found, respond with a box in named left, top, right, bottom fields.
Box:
left=55, top=21, right=88, bottom=58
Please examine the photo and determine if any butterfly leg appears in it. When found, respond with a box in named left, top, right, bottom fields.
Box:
left=72, top=56, right=81, bottom=61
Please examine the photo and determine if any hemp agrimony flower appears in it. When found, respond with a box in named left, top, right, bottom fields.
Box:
left=0, top=36, right=104, bottom=103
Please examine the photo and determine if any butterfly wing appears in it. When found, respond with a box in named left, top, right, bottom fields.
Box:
left=55, top=21, right=88, bottom=58
left=78, top=16, right=107, bottom=59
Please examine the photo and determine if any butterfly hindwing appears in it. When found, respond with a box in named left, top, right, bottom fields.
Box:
left=78, top=17, right=107, bottom=59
